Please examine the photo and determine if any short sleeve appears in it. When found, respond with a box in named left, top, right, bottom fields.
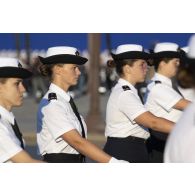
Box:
left=0, top=124, right=22, bottom=163
left=152, top=85, right=182, bottom=111
left=118, top=91, right=147, bottom=122
left=43, top=101, right=76, bottom=140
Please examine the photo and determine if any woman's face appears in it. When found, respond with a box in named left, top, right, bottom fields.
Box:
left=131, top=59, right=148, bottom=83
left=58, top=64, right=81, bottom=87
left=164, top=58, right=180, bottom=78
left=0, top=78, right=26, bottom=110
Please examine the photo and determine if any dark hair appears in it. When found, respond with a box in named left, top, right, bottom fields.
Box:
left=177, top=62, right=195, bottom=88
left=39, top=63, right=64, bottom=80
left=107, top=59, right=137, bottom=76
left=0, top=78, right=8, bottom=84
left=152, top=58, right=173, bottom=71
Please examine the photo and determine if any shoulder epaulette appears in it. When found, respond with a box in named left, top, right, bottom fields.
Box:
left=122, top=85, right=131, bottom=91
left=48, top=93, right=57, bottom=101
left=155, top=80, right=162, bottom=84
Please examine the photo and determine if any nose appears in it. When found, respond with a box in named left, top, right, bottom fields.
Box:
left=77, top=67, right=81, bottom=76
left=20, top=82, right=26, bottom=93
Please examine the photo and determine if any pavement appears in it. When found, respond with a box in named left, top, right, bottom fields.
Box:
left=12, top=92, right=110, bottom=159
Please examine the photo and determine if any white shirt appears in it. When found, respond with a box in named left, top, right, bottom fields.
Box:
left=164, top=102, right=195, bottom=162
left=105, top=78, right=150, bottom=139
left=0, top=105, right=23, bottom=163
left=37, top=83, right=87, bottom=155
left=144, top=73, right=183, bottom=123
left=178, top=86, right=195, bottom=102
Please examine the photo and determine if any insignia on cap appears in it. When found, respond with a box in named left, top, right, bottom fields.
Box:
left=48, top=93, right=57, bottom=101
left=18, top=63, right=22, bottom=68
left=122, top=85, right=131, bottom=91
left=75, top=51, right=80, bottom=56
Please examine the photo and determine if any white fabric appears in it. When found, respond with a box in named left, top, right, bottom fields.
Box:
left=105, top=78, right=150, bottom=139
left=37, top=83, right=87, bottom=155
left=144, top=73, right=183, bottom=122
left=187, top=35, right=195, bottom=58
left=0, top=105, right=23, bottom=163
left=0, top=57, right=19, bottom=68
left=181, top=46, right=188, bottom=53
left=115, top=44, right=143, bottom=54
left=46, top=46, right=78, bottom=57
left=109, top=157, right=129, bottom=163
left=178, top=86, right=195, bottom=102
left=164, top=102, right=195, bottom=162
left=154, top=42, right=179, bottom=53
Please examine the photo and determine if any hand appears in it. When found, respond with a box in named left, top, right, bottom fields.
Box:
left=109, top=157, right=129, bottom=163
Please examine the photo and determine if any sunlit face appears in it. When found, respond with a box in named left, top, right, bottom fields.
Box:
left=164, top=58, right=180, bottom=77
left=0, top=78, right=26, bottom=110
left=131, top=59, right=148, bottom=83
left=58, top=64, right=81, bottom=87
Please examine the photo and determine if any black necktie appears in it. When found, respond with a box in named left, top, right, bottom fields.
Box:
left=11, top=119, right=24, bottom=149
left=171, top=78, right=184, bottom=97
left=69, top=97, right=86, bottom=138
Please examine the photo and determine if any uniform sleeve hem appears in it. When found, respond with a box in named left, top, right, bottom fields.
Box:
left=165, top=97, right=182, bottom=111
left=0, top=147, right=22, bottom=163
left=131, top=109, right=148, bottom=121
left=54, top=126, right=76, bottom=142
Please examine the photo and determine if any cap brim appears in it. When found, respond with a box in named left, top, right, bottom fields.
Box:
left=0, top=67, right=32, bottom=79
left=38, top=54, right=88, bottom=65
left=151, top=51, right=182, bottom=59
left=111, top=51, right=150, bottom=60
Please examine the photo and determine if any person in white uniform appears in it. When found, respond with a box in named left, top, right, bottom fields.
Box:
left=144, top=42, right=191, bottom=162
left=104, top=44, right=175, bottom=163
left=0, top=57, right=43, bottom=163
left=37, top=46, right=127, bottom=163
left=164, top=35, right=195, bottom=162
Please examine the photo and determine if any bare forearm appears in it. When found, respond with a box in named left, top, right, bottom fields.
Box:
left=150, top=117, right=174, bottom=133
left=70, top=138, right=111, bottom=163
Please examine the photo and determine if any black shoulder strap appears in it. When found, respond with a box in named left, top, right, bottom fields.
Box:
left=154, top=80, right=162, bottom=84
left=122, top=85, right=131, bottom=91
left=48, top=93, right=57, bottom=101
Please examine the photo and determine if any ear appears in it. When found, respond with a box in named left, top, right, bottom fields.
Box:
left=159, top=60, right=167, bottom=68
left=53, top=65, right=62, bottom=75
left=123, top=64, right=132, bottom=74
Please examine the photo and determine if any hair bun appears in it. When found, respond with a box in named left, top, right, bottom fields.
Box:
left=107, top=59, right=116, bottom=68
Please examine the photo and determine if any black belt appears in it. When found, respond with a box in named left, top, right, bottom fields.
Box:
left=43, top=153, right=85, bottom=163
left=108, top=135, right=148, bottom=143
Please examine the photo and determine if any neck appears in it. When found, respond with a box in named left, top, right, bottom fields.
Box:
left=157, top=70, right=171, bottom=79
left=52, top=80, right=69, bottom=92
left=0, top=101, right=12, bottom=111
left=121, top=76, right=136, bottom=86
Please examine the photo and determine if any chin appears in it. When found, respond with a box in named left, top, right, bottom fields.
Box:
left=15, top=101, right=23, bottom=107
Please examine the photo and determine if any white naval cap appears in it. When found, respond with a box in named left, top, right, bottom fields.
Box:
left=154, top=42, right=179, bottom=53
left=115, top=44, right=143, bottom=54
left=0, top=57, right=32, bottom=78
left=181, top=46, right=189, bottom=53
left=0, top=57, right=20, bottom=68
left=187, top=35, right=195, bottom=58
left=39, top=46, right=88, bottom=65
left=46, top=46, right=79, bottom=57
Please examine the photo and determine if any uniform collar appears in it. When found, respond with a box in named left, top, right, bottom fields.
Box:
left=0, top=105, right=15, bottom=125
left=118, top=78, right=138, bottom=93
left=152, top=73, right=172, bottom=87
left=49, top=83, right=71, bottom=102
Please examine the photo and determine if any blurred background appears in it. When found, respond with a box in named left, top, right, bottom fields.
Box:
left=0, top=33, right=193, bottom=159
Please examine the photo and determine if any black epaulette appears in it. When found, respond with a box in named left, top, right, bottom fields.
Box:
left=122, top=85, right=131, bottom=91
left=48, top=93, right=57, bottom=101
left=155, top=80, right=161, bottom=84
